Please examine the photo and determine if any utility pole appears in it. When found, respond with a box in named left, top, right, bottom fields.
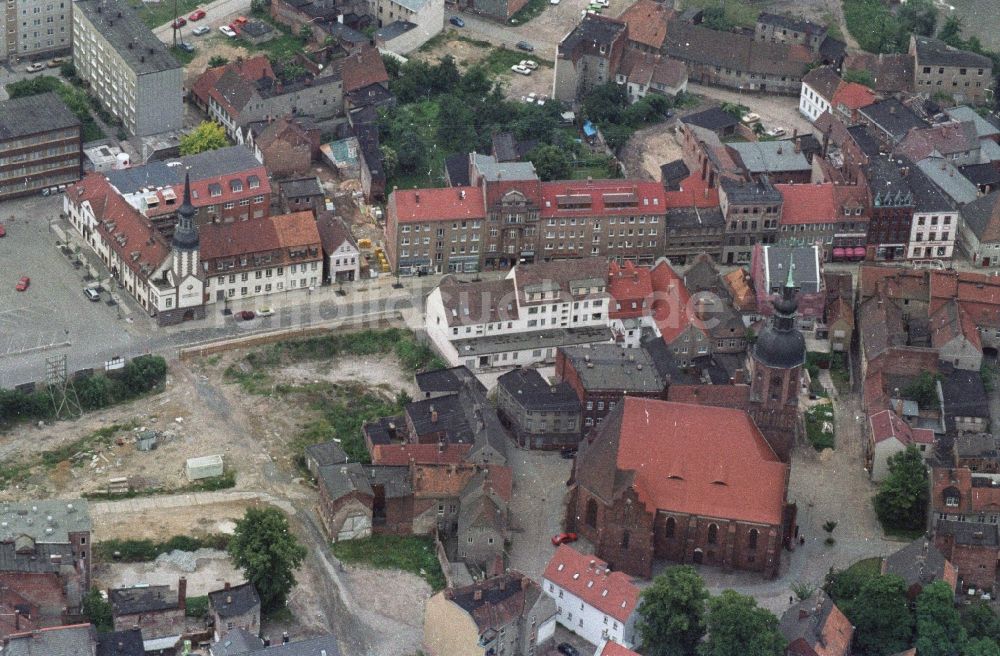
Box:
left=172, top=0, right=178, bottom=47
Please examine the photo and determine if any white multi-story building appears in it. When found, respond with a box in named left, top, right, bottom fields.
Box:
left=425, top=257, right=613, bottom=371
left=3, top=0, right=71, bottom=61
left=316, top=213, right=361, bottom=283
left=799, top=66, right=841, bottom=123
left=908, top=168, right=958, bottom=260
left=542, top=545, right=640, bottom=649
left=73, top=0, right=183, bottom=138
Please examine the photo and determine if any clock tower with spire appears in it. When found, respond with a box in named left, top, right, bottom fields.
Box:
left=747, top=261, right=806, bottom=462
left=161, top=171, right=205, bottom=324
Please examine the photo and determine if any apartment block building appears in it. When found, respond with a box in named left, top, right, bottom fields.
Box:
left=718, top=178, right=782, bottom=265
left=2, top=0, right=71, bottom=61
left=911, top=35, right=993, bottom=105
left=553, top=15, right=628, bottom=104
left=72, top=0, right=183, bottom=138
left=0, top=92, right=80, bottom=200
left=386, top=175, right=667, bottom=274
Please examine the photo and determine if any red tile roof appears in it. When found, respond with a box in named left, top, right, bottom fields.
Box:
left=832, top=82, right=876, bottom=112
left=540, top=180, right=666, bottom=218
left=608, top=261, right=653, bottom=320
left=272, top=211, right=321, bottom=249
left=649, top=259, right=704, bottom=343
left=600, top=643, right=640, bottom=656
left=339, top=46, right=389, bottom=93
left=776, top=183, right=837, bottom=225
left=483, top=466, right=513, bottom=502
left=542, top=545, right=639, bottom=623
left=663, top=172, right=720, bottom=209
left=67, top=173, right=170, bottom=282
left=371, top=443, right=471, bottom=466
left=869, top=409, right=919, bottom=446
left=194, top=55, right=275, bottom=117
left=615, top=398, right=788, bottom=525
left=618, top=0, right=673, bottom=49
left=391, top=186, right=486, bottom=223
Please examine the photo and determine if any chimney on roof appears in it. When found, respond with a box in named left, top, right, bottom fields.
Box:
left=178, top=577, right=187, bottom=611
left=415, top=192, right=420, bottom=204
left=460, top=189, right=466, bottom=200
left=431, top=408, right=438, bottom=424
left=890, top=105, right=897, bottom=115
left=224, top=582, right=230, bottom=590
left=499, top=579, right=506, bottom=591
left=799, top=608, right=810, bottom=620
left=474, top=588, right=483, bottom=601
left=283, top=632, right=290, bottom=644
left=794, top=139, right=801, bottom=154
left=226, top=595, right=232, bottom=604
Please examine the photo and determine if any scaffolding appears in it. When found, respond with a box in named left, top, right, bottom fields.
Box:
left=45, top=354, right=82, bottom=420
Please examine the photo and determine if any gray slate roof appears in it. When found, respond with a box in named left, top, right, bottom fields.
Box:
left=757, top=12, right=826, bottom=36
left=210, top=628, right=263, bottom=656
left=471, top=153, right=538, bottom=183
left=0, top=499, right=90, bottom=543
left=209, top=582, right=260, bottom=619
left=110, top=584, right=179, bottom=615
left=720, top=178, right=782, bottom=204
left=907, top=166, right=954, bottom=213
left=0, top=93, right=80, bottom=140
left=279, top=177, right=322, bottom=198
left=681, top=107, right=739, bottom=132
left=664, top=206, right=725, bottom=229
left=762, top=245, right=821, bottom=293
left=916, top=157, right=979, bottom=205
left=946, top=106, right=1000, bottom=139
left=497, top=368, right=580, bottom=413
left=4, top=624, right=96, bottom=656
left=936, top=519, right=999, bottom=546
left=105, top=146, right=262, bottom=194
left=96, top=629, right=144, bottom=656
left=0, top=541, right=75, bottom=573
left=913, top=35, right=993, bottom=69
left=558, top=344, right=664, bottom=392
left=859, top=99, right=927, bottom=143
left=960, top=189, right=1000, bottom=241
left=941, top=369, right=990, bottom=434
left=450, top=326, right=612, bottom=357
left=75, top=0, right=181, bottom=76
left=883, top=538, right=952, bottom=587
left=728, top=141, right=810, bottom=174
left=415, top=366, right=483, bottom=397
left=955, top=433, right=999, bottom=459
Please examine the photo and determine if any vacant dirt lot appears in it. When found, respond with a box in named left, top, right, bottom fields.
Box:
left=94, top=549, right=245, bottom=596
left=620, top=122, right=685, bottom=179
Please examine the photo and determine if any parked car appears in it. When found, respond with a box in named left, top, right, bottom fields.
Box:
left=516, top=41, right=534, bottom=52
left=83, top=287, right=100, bottom=302
left=237, top=310, right=256, bottom=320
left=559, top=448, right=576, bottom=459
left=551, top=532, right=578, bottom=546
left=188, top=8, right=206, bottom=20
left=741, top=112, right=760, bottom=124
left=171, top=17, right=186, bottom=28
left=46, top=57, right=67, bottom=68
left=520, top=59, right=538, bottom=70
left=219, top=25, right=237, bottom=37
left=449, top=16, right=464, bottom=27
left=177, top=42, right=195, bottom=53
left=192, top=25, right=210, bottom=36
left=15, top=276, right=30, bottom=292
left=25, top=62, right=45, bottom=73
left=557, top=644, right=580, bottom=656
left=256, top=307, right=275, bottom=316
left=765, top=126, right=786, bottom=137
left=511, top=64, right=531, bottom=75
left=233, top=15, right=248, bottom=25
left=0, top=224, right=5, bottom=238
left=550, top=0, right=559, bottom=4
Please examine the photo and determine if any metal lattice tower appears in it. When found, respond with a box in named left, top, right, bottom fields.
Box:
left=45, top=355, right=82, bottom=420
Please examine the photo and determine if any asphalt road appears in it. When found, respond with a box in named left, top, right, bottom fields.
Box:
left=151, top=0, right=253, bottom=43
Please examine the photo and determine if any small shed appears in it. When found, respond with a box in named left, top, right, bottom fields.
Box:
left=136, top=430, right=158, bottom=452
left=186, top=455, right=224, bottom=481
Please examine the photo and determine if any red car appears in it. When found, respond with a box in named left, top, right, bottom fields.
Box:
left=228, top=22, right=241, bottom=33
left=188, top=9, right=206, bottom=20
left=233, top=15, right=248, bottom=25
left=171, top=17, right=186, bottom=28
left=237, top=310, right=256, bottom=321
left=15, top=276, right=29, bottom=291
left=0, top=224, right=6, bottom=237
left=551, top=532, right=578, bottom=546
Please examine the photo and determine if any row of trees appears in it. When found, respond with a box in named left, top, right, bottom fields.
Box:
left=843, top=0, right=939, bottom=54
left=828, top=565, right=1000, bottom=656
left=637, top=566, right=786, bottom=656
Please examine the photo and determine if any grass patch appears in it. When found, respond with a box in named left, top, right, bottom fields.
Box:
left=0, top=422, right=137, bottom=489
left=806, top=402, right=835, bottom=450
left=185, top=595, right=209, bottom=618
left=170, top=45, right=197, bottom=66
left=83, top=470, right=236, bottom=500
left=330, top=534, right=446, bottom=591
left=822, top=12, right=844, bottom=42
left=679, top=0, right=758, bottom=29
left=508, top=0, right=549, bottom=25
left=482, top=48, right=531, bottom=76
left=879, top=523, right=927, bottom=542
left=246, top=30, right=307, bottom=62
left=94, top=534, right=231, bottom=562
left=125, top=0, right=204, bottom=29
left=417, top=29, right=456, bottom=52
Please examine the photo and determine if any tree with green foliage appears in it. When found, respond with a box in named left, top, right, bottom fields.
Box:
left=903, top=371, right=939, bottom=407
left=583, top=82, right=628, bottom=125
left=436, top=94, right=476, bottom=153
left=844, top=574, right=913, bottom=656
left=897, top=0, right=938, bottom=38
left=180, top=121, right=229, bottom=156
left=636, top=565, right=708, bottom=656
left=962, top=602, right=1000, bottom=644
left=701, top=6, right=732, bottom=32
left=396, top=131, right=427, bottom=174
left=299, top=24, right=313, bottom=41
left=843, top=69, right=875, bottom=88
left=380, top=145, right=398, bottom=178
left=228, top=507, right=306, bottom=612
left=513, top=105, right=559, bottom=142
left=874, top=445, right=930, bottom=531
left=82, top=588, right=113, bottom=632
left=123, top=355, right=168, bottom=394
left=381, top=53, right=401, bottom=79
left=60, top=61, right=77, bottom=80
left=915, top=580, right=967, bottom=656
left=938, top=15, right=963, bottom=47
left=698, top=590, right=785, bottom=656
left=966, top=638, right=1000, bottom=656
left=826, top=561, right=881, bottom=604
left=527, top=144, right=572, bottom=182
left=208, top=55, right=229, bottom=68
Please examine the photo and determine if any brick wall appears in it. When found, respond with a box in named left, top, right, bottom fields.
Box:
left=262, top=140, right=312, bottom=179
left=0, top=572, right=70, bottom=625
left=935, top=533, right=999, bottom=590
left=113, top=607, right=185, bottom=638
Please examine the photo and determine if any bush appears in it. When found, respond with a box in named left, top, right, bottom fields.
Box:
left=806, top=403, right=835, bottom=450
left=94, top=534, right=231, bottom=562
left=82, top=588, right=113, bottom=631
left=185, top=595, right=209, bottom=618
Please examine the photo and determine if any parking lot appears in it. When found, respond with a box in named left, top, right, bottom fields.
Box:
left=0, top=194, right=144, bottom=385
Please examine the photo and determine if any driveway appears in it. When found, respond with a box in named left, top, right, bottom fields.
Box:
left=685, top=82, right=813, bottom=138
left=507, top=447, right=574, bottom=580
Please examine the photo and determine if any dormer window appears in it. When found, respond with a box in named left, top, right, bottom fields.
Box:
left=230, top=180, right=243, bottom=193
left=209, top=183, right=222, bottom=198
left=248, top=175, right=260, bottom=189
